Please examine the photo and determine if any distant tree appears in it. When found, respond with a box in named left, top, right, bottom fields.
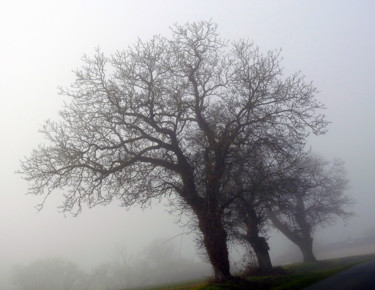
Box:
left=131, top=240, right=210, bottom=286
left=12, top=258, right=85, bottom=290
left=268, top=153, right=354, bottom=262
left=85, top=262, right=127, bottom=290
left=110, top=248, right=136, bottom=288
left=19, top=21, right=327, bottom=280
left=225, top=140, right=299, bottom=273
left=91, top=241, right=211, bottom=289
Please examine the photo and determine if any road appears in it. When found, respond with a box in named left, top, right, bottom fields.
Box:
left=304, top=259, right=375, bottom=290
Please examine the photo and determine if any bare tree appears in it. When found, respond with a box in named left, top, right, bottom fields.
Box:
left=19, top=21, right=327, bottom=280
left=268, top=153, right=354, bottom=262
left=225, top=140, right=299, bottom=273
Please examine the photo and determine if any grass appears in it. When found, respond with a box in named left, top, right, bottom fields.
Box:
left=124, top=253, right=375, bottom=290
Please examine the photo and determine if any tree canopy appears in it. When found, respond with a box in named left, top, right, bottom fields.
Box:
left=19, top=21, right=328, bottom=280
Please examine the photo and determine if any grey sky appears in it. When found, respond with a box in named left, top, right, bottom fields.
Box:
left=0, top=0, right=374, bottom=284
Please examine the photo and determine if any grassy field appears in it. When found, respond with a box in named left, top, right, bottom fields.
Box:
left=130, top=253, right=375, bottom=290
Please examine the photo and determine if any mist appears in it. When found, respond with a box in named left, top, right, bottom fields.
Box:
left=1, top=1, right=375, bottom=288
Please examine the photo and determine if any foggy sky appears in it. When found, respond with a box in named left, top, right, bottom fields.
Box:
left=0, top=0, right=374, bottom=287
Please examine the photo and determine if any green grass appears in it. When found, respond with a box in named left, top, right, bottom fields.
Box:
left=124, top=253, right=375, bottom=290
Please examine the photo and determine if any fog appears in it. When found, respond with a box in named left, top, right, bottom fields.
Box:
left=1, top=0, right=375, bottom=288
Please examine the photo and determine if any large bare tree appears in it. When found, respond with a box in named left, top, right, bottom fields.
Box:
left=268, top=153, right=353, bottom=262
left=19, top=21, right=327, bottom=280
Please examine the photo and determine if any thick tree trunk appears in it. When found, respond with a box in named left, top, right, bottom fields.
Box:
left=297, top=237, right=316, bottom=262
left=249, top=236, right=273, bottom=272
left=295, top=195, right=317, bottom=262
left=178, top=140, right=233, bottom=281
left=244, top=207, right=273, bottom=272
left=269, top=211, right=317, bottom=263
left=198, top=210, right=233, bottom=281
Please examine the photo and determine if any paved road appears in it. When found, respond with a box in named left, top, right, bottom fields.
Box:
left=304, top=259, right=375, bottom=290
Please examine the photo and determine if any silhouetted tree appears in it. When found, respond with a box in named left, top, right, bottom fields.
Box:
left=268, top=153, right=353, bottom=262
left=225, top=141, right=299, bottom=272
left=19, top=21, right=327, bottom=280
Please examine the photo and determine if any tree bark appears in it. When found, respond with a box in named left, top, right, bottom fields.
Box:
left=197, top=210, right=233, bottom=281
left=269, top=211, right=317, bottom=263
left=297, top=237, right=317, bottom=262
left=178, top=150, right=233, bottom=282
left=248, top=236, right=273, bottom=272
left=294, top=195, right=317, bottom=262
left=245, top=207, right=273, bottom=272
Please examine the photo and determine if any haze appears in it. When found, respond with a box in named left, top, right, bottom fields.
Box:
left=0, top=0, right=374, bottom=288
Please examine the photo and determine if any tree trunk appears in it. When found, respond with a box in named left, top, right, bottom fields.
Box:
left=197, top=210, right=233, bottom=281
left=245, top=208, right=273, bottom=272
left=178, top=143, right=233, bottom=281
left=294, top=195, right=317, bottom=262
left=297, top=237, right=316, bottom=262
left=269, top=211, right=317, bottom=263
left=248, top=236, right=273, bottom=272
